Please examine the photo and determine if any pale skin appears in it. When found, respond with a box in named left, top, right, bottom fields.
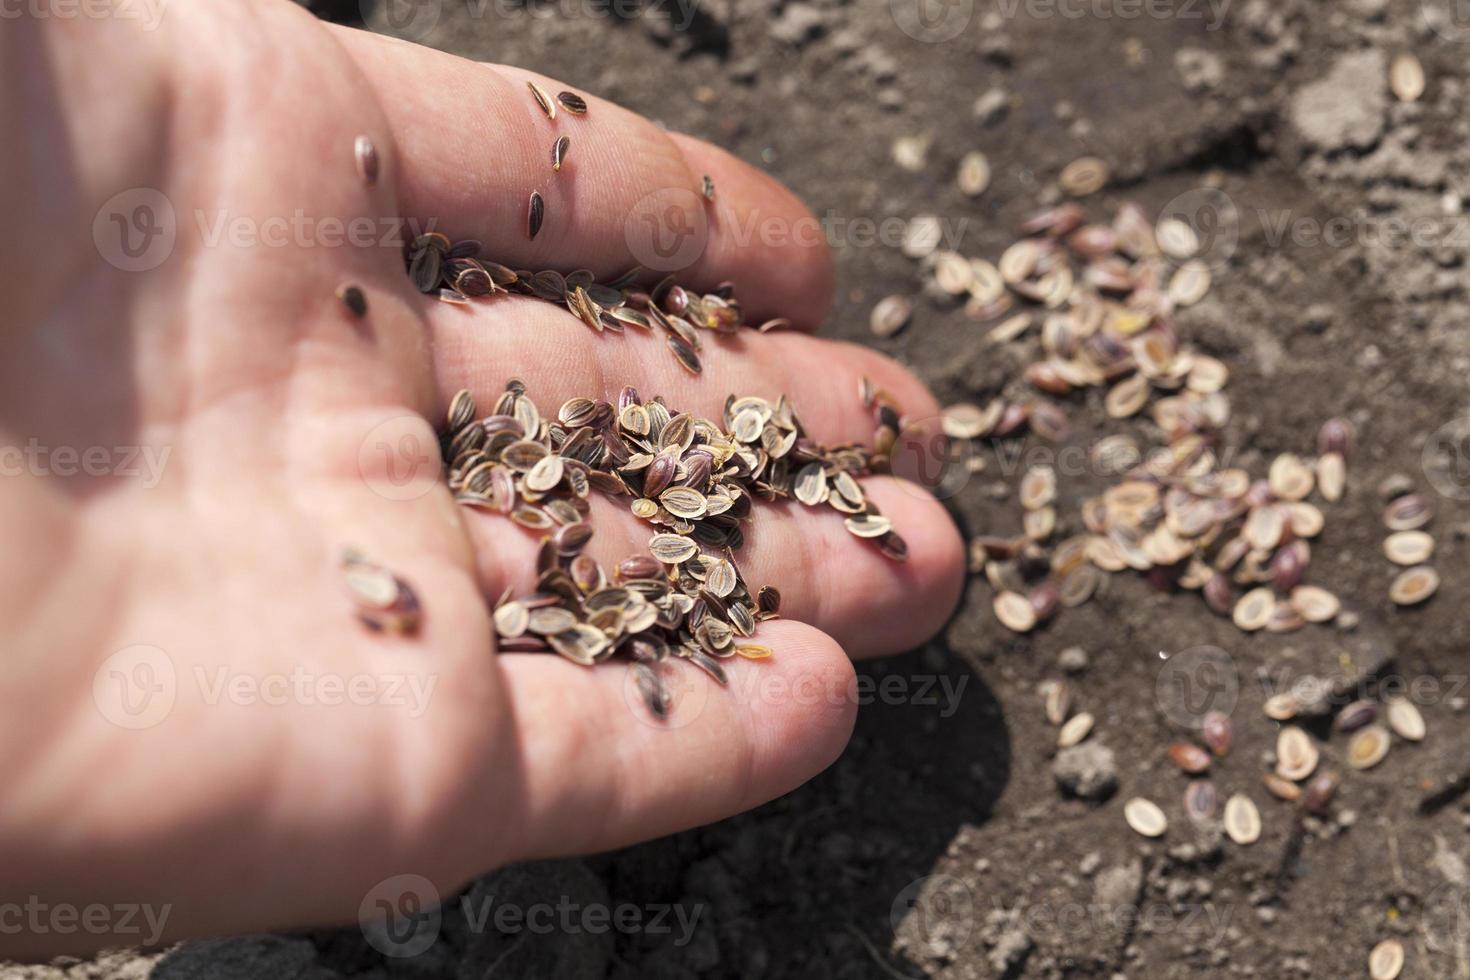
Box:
left=0, top=0, right=964, bottom=958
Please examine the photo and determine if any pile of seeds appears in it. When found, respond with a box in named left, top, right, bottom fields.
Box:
left=1381, top=484, right=1439, bottom=606
left=436, top=379, right=907, bottom=714
left=917, top=200, right=1360, bottom=634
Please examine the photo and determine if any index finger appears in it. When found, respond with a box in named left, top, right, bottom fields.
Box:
left=332, top=27, right=835, bottom=328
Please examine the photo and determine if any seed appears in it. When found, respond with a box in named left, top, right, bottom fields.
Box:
left=957, top=151, right=991, bottom=196
left=527, top=191, right=545, bottom=239
left=668, top=335, right=702, bottom=375
left=1302, top=770, right=1338, bottom=814
left=1386, top=698, right=1426, bottom=741
left=1347, top=724, right=1391, bottom=770
left=1275, top=726, right=1318, bottom=781
left=870, top=295, right=913, bottom=337
left=933, top=250, right=974, bottom=295
left=1020, top=466, right=1057, bottom=510
left=1123, top=797, right=1167, bottom=838
left=1369, top=939, right=1405, bottom=980
left=994, top=590, right=1037, bottom=632
left=556, top=90, right=587, bottom=114
left=1059, top=157, right=1109, bottom=197
left=354, top=135, right=380, bottom=185
left=1383, top=494, right=1432, bottom=531
left=1233, top=587, right=1275, bottom=632
left=735, top=643, right=772, bottom=660
left=527, top=604, right=577, bottom=635
left=1202, top=711, right=1233, bottom=756
left=341, top=552, right=421, bottom=634
left=1389, top=565, right=1439, bottom=605
left=649, top=533, right=698, bottom=564
left=1263, top=692, right=1299, bottom=721
left=524, top=454, right=565, bottom=493
left=528, top=80, right=556, bottom=118
left=701, top=175, right=715, bottom=201
left=1335, top=701, right=1378, bottom=733
left=660, top=486, right=708, bottom=520
left=1242, top=505, right=1285, bottom=551
left=551, top=135, right=571, bottom=172
left=1168, top=742, right=1211, bottom=774
left=1155, top=217, right=1199, bottom=258
left=1268, top=453, right=1314, bottom=501
left=942, top=402, right=999, bottom=440
left=1316, top=452, right=1345, bottom=502
left=845, top=513, right=894, bottom=539
left=1184, top=780, right=1218, bottom=821
left=493, top=599, right=529, bottom=638
left=1058, top=712, right=1094, bottom=748
left=1105, top=374, right=1150, bottom=419
left=1389, top=53, right=1425, bottom=103
left=1222, top=793, right=1262, bottom=845
left=1168, top=260, right=1211, bottom=307
left=336, top=283, right=368, bottom=318
left=1288, top=502, right=1324, bottom=539
left=1263, top=773, right=1301, bottom=802
left=1383, top=530, right=1434, bottom=565
left=1289, top=585, right=1340, bottom=623
left=1043, top=680, right=1072, bottom=725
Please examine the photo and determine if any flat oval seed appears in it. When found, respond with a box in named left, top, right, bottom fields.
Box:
left=1389, top=565, right=1439, bottom=605
left=1059, top=156, right=1109, bottom=197
left=1289, top=585, right=1340, bottom=623
left=493, top=600, right=529, bottom=638
left=1383, top=530, right=1434, bottom=565
left=551, top=135, right=571, bottom=172
left=1275, top=726, right=1319, bottom=781
left=1347, top=724, right=1391, bottom=770
left=1168, top=742, right=1211, bottom=774
left=1124, top=797, right=1168, bottom=838
left=1390, top=52, right=1425, bottom=103
left=524, top=454, right=565, bottom=492
left=354, top=135, right=379, bottom=185
left=869, top=294, right=912, bottom=338
left=556, top=90, right=588, bottom=114
left=1058, top=712, right=1094, bottom=748
left=994, top=590, right=1037, bottom=632
left=1184, top=780, right=1218, bottom=821
left=1233, top=587, right=1276, bottom=632
left=1384, top=494, right=1432, bottom=531
left=1223, top=794, right=1262, bottom=845
left=1369, top=938, right=1405, bottom=980
left=1202, top=710, right=1233, bottom=756
left=527, top=191, right=545, bottom=239
left=1386, top=698, right=1426, bottom=741
left=957, top=151, right=991, bottom=196
left=528, top=80, right=556, bottom=118
left=1263, top=692, right=1299, bottom=721
left=649, top=533, right=698, bottom=564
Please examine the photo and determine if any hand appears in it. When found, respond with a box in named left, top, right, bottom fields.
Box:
left=0, top=0, right=963, bottom=956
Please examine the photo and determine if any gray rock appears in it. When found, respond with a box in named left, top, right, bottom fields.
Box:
left=1290, top=50, right=1387, bottom=152
left=1094, top=859, right=1144, bottom=911
left=768, top=3, right=825, bottom=46
left=1053, top=741, right=1118, bottom=800
left=1059, top=646, right=1090, bottom=674
left=1175, top=48, right=1224, bottom=93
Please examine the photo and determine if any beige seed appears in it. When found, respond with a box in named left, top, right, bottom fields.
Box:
left=1275, top=726, right=1319, bottom=781
left=705, top=558, right=738, bottom=598
left=957, top=151, right=992, bottom=196
left=660, top=486, right=709, bottom=520
left=524, top=454, right=564, bottom=493
left=492, top=600, right=529, bottom=638
left=1289, top=585, right=1340, bottom=623
left=1058, top=712, right=1094, bottom=748
left=342, top=560, right=399, bottom=609
left=1389, top=565, right=1439, bottom=605
left=1263, top=692, right=1300, bottom=721
left=734, top=644, right=772, bottom=660
left=1268, top=453, right=1314, bottom=501
left=1168, top=260, right=1211, bottom=307
left=892, top=134, right=930, bottom=172
left=1223, top=794, right=1262, bottom=845
left=794, top=462, right=829, bottom=507
left=1288, top=502, right=1325, bottom=539
left=1233, top=587, right=1276, bottom=632
left=1389, top=53, right=1425, bottom=103
left=1368, top=938, right=1404, bottom=980
left=528, top=80, right=556, bottom=119
left=1123, top=797, right=1167, bottom=838
left=902, top=215, right=943, bottom=259
left=649, top=532, right=698, bottom=564
left=1155, top=217, right=1199, bottom=259
left=870, top=295, right=912, bottom=338
left=987, top=312, right=1034, bottom=344
left=1317, top=451, right=1346, bottom=502
left=845, top=513, right=894, bottom=539
left=941, top=402, right=999, bottom=440
left=1059, top=156, right=1109, bottom=197
left=1019, top=465, right=1057, bottom=510
left=968, top=258, right=1007, bottom=304
left=1386, top=698, right=1426, bottom=742
left=1383, top=530, right=1434, bottom=565
left=994, top=590, right=1037, bottom=632
left=1347, top=724, right=1391, bottom=770
left=933, top=250, right=975, bottom=295
left=1105, top=374, right=1150, bottom=419
left=551, top=135, right=571, bottom=172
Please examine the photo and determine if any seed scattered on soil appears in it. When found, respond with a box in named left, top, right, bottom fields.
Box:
left=1369, top=938, right=1405, bottom=980
left=1124, top=797, right=1168, bottom=838
left=1223, top=793, right=1261, bottom=845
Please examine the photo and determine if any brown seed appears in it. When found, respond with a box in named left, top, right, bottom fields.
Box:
left=336, top=283, right=368, bottom=318
left=701, top=174, right=715, bottom=201
left=668, top=335, right=702, bottom=375
left=1384, top=494, right=1432, bottom=531
left=1389, top=565, right=1439, bottom=606
left=1275, top=726, right=1318, bottom=781
left=354, top=135, right=379, bottom=186
left=1223, top=794, right=1262, bottom=845
left=1184, top=780, right=1218, bottom=821
left=552, top=135, right=571, bottom=172
left=1262, top=773, right=1301, bottom=803
left=1168, top=742, right=1212, bottom=774
left=1383, top=530, right=1434, bottom=565
left=1334, top=701, right=1378, bottom=734
left=528, top=80, right=556, bottom=119
left=1386, top=698, right=1426, bottom=741
left=1347, top=724, right=1391, bottom=770
left=1123, top=797, right=1167, bottom=838
left=527, top=191, right=545, bottom=239
left=870, top=295, right=912, bottom=338
left=556, top=90, right=588, bottom=114
left=1369, top=939, right=1405, bottom=980
left=1302, top=771, right=1339, bottom=814
left=1201, top=711, right=1233, bottom=756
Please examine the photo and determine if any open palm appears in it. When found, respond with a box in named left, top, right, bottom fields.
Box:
left=0, top=0, right=963, bottom=956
